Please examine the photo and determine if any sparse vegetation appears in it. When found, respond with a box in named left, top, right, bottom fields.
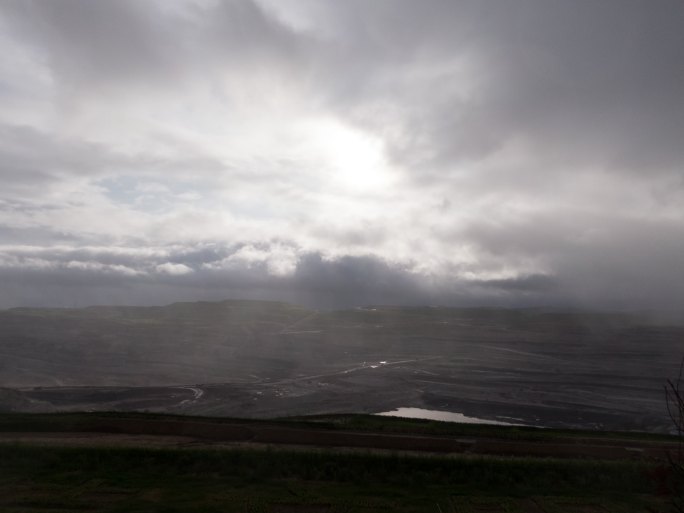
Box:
left=0, top=443, right=667, bottom=512
left=666, top=359, right=684, bottom=512
left=0, top=411, right=679, bottom=511
left=0, top=411, right=678, bottom=444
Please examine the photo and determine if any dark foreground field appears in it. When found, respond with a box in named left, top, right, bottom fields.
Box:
left=0, top=412, right=680, bottom=512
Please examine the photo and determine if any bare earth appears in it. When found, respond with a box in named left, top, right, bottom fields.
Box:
left=0, top=417, right=678, bottom=461
left=2, top=302, right=682, bottom=433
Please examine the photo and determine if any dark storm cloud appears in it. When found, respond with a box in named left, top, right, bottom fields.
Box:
left=0, top=233, right=681, bottom=310
left=0, top=243, right=550, bottom=310
left=1, top=0, right=314, bottom=96
left=5, top=0, right=682, bottom=174
left=5, top=0, right=683, bottom=171
left=328, top=0, right=684, bottom=177
left=0, top=0, right=683, bottom=310
left=2, top=0, right=178, bottom=87
left=0, top=124, right=123, bottom=191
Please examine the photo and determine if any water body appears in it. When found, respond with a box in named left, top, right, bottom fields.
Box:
left=377, top=407, right=519, bottom=426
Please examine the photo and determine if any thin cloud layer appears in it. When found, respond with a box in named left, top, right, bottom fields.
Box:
left=0, top=0, right=683, bottom=309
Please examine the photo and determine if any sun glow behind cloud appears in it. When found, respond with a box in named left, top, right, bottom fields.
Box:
left=1, top=0, right=683, bottom=309
left=300, top=117, right=395, bottom=193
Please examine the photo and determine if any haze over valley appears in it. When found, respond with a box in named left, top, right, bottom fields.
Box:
left=1, top=299, right=680, bottom=433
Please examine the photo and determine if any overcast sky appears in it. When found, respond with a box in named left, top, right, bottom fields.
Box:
left=0, top=0, right=683, bottom=310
